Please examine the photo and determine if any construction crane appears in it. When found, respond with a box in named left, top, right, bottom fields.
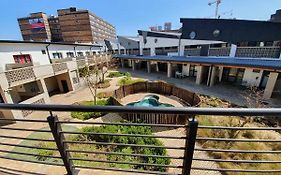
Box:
left=208, top=0, right=222, bottom=19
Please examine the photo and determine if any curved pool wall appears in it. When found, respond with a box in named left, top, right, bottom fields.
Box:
left=111, top=81, right=201, bottom=124
left=126, top=95, right=175, bottom=107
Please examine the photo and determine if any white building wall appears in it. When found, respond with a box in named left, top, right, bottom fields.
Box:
left=0, top=43, right=50, bottom=71
left=242, top=68, right=263, bottom=87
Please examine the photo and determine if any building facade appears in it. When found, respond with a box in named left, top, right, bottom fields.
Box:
left=18, top=7, right=116, bottom=43
left=0, top=40, right=111, bottom=120
left=18, top=12, right=52, bottom=42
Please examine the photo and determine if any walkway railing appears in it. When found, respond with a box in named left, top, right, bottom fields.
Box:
left=0, top=104, right=281, bottom=175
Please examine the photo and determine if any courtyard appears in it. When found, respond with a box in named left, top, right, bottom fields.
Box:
left=0, top=69, right=281, bottom=175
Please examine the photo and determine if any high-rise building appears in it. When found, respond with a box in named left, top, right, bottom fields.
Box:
left=18, top=12, right=52, bottom=41
left=18, top=7, right=116, bottom=43
left=48, top=16, right=63, bottom=42
left=270, top=9, right=281, bottom=22
left=164, top=22, right=172, bottom=31
left=57, top=7, right=116, bottom=43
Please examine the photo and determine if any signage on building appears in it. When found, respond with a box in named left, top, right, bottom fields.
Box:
left=29, top=18, right=45, bottom=32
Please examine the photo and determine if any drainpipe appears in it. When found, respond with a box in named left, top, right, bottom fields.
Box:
left=46, top=44, right=52, bottom=64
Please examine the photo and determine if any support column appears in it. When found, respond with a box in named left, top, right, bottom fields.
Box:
left=156, top=62, right=159, bottom=72
left=147, top=61, right=151, bottom=73
left=182, top=64, right=190, bottom=77
left=124, top=49, right=127, bottom=55
left=263, top=72, right=278, bottom=99
left=178, top=43, right=185, bottom=56
left=229, top=44, right=237, bottom=57
left=209, top=66, right=218, bottom=86
left=38, top=79, right=51, bottom=103
left=121, top=59, right=125, bottom=68
left=167, top=62, right=172, bottom=78
left=150, top=47, right=156, bottom=56
left=218, top=66, right=224, bottom=82
left=196, top=66, right=203, bottom=85
left=132, top=60, right=136, bottom=71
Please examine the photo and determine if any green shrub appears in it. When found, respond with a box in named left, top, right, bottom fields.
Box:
left=71, top=98, right=113, bottom=120
left=117, top=77, right=145, bottom=86
left=107, top=71, right=131, bottom=78
left=73, top=123, right=170, bottom=172
left=96, top=79, right=111, bottom=89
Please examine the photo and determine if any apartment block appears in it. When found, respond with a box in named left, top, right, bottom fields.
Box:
left=18, top=7, right=116, bottom=43
left=18, top=12, right=52, bottom=41
left=58, top=7, right=116, bottom=43
left=48, top=16, right=63, bottom=42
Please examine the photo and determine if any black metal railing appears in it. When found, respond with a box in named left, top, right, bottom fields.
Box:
left=0, top=104, right=281, bottom=175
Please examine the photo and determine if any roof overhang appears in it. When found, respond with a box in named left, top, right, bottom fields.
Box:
left=180, top=18, right=281, bottom=43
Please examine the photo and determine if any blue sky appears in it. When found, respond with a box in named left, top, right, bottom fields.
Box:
left=0, top=0, right=280, bottom=40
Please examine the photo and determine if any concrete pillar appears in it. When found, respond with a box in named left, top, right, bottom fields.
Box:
left=167, top=62, right=172, bottom=78
left=178, top=40, right=185, bottom=56
left=196, top=66, right=203, bottom=85
left=124, top=49, right=127, bottom=55
left=156, top=62, right=159, bottom=72
left=209, top=67, right=218, bottom=86
left=218, top=66, right=224, bottom=82
left=128, top=59, right=132, bottom=67
left=229, top=44, right=237, bottom=57
left=121, top=59, right=125, bottom=68
left=263, top=72, right=278, bottom=99
left=38, top=79, right=51, bottom=103
left=147, top=61, right=151, bottom=73
left=132, top=60, right=136, bottom=71
left=182, top=64, right=190, bottom=76
left=150, top=47, right=156, bottom=56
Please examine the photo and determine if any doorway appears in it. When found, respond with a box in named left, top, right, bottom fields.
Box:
left=61, top=80, right=69, bottom=93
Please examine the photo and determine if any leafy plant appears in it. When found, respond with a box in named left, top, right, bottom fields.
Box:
left=73, top=123, right=170, bottom=172
left=71, top=98, right=113, bottom=120
left=107, top=71, right=131, bottom=78
left=117, top=77, right=145, bottom=86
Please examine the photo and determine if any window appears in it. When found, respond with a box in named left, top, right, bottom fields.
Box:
left=253, top=69, right=261, bottom=73
left=41, top=50, right=46, bottom=54
left=13, top=54, right=32, bottom=64
left=77, top=52, right=84, bottom=56
left=86, top=52, right=91, bottom=56
left=52, top=52, right=63, bottom=59
left=66, top=52, right=74, bottom=57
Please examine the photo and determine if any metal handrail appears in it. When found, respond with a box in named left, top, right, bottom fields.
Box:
left=0, top=103, right=281, bottom=116
left=0, top=104, right=281, bottom=174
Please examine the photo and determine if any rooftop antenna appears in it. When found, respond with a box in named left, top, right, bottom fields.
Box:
left=208, top=0, right=222, bottom=19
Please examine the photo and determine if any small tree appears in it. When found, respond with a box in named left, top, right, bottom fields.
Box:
left=80, top=65, right=100, bottom=105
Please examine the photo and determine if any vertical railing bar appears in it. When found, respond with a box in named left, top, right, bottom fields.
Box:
left=47, top=114, right=74, bottom=175
left=182, top=117, right=198, bottom=175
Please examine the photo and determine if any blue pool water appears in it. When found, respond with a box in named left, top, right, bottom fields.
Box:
left=126, top=95, right=174, bottom=107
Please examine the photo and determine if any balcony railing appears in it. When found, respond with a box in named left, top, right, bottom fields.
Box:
left=76, top=59, right=86, bottom=68
left=0, top=104, right=281, bottom=175
left=235, top=46, right=281, bottom=58
left=52, top=62, right=68, bottom=73
left=209, top=47, right=231, bottom=57
left=5, top=67, right=35, bottom=86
